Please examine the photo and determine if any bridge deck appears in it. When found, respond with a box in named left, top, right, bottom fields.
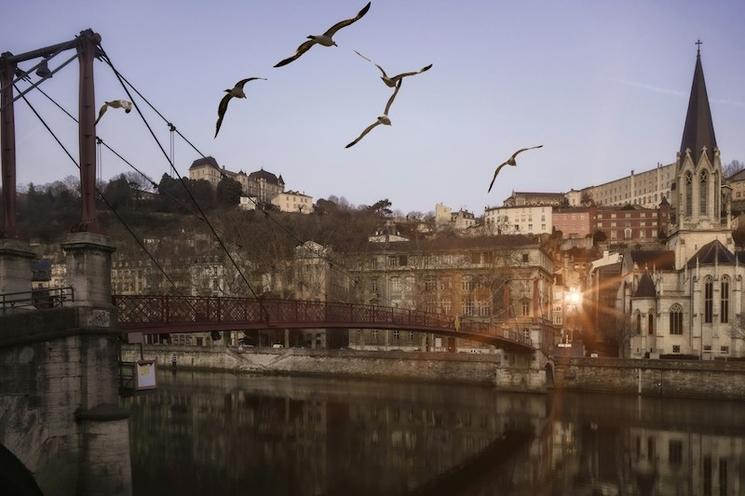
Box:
left=113, top=295, right=534, bottom=352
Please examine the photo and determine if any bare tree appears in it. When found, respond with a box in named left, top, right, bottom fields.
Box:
left=723, top=160, right=745, bottom=178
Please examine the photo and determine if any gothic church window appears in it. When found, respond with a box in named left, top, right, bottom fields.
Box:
left=648, top=314, right=654, bottom=335
left=685, top=172, right=693, bottom=216
left=704, top=278, right=713, bottom=323
left=700, top=170, right=708, bottom=216
left=669, top=304, right=683, bottom=335
left=721, top=277, right=730, bottom=324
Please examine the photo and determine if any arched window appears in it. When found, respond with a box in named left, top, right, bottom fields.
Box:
left=636, top=312, right=642, bottom=334
left=670, top=304, right=683, bottom=335
left=685, top=172, right=693, bottom=216
left=704, top=277, right=713, bottom=323
left=648, top=313, right=654, bottom=335
left=712, top=172, right=719, bottom=219
left=721, top=276, right=730, bottom=324
left=700, top=170, right=708, bottom=216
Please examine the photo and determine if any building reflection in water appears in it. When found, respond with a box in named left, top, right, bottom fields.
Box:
left=125, top=372, right=745, bottom=496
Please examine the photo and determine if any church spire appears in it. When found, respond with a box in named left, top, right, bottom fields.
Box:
left=680, top=40, right=717, bottom=163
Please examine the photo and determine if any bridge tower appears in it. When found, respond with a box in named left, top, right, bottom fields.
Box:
left=0, top=30, right=131, bottom=496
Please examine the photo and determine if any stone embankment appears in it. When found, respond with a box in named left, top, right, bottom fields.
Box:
left=121, top=345, right=546, bottom=390
left=554, top=357, right=745, bottom=400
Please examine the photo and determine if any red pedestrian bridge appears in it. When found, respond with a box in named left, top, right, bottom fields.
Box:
left=112, top=295, right=535, bottom=353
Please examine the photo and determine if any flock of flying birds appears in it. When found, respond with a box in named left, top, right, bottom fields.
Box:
left=95, top=2, right=542, bottom=192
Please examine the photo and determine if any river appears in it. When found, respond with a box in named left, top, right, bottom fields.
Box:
left=124, top=370, right=745, bottom=495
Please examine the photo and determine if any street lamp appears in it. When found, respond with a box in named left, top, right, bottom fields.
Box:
left=563, top=288, right=584, bottom=348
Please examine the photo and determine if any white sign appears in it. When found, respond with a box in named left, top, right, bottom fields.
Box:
left=136, top=360, right=157, bottom=390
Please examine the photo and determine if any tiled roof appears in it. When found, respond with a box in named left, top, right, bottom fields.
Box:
left=686, top=240, right=734, bottom=268
left=249, top=168, right=284, bottom=185
left=630, top=250, right=675, bottom=270
left=634, top=272, right=656, bottom=298
left=190, top=156, right=219, bottom=170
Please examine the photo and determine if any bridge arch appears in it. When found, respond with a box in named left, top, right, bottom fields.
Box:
left=0, top=443, right=43, bottom=496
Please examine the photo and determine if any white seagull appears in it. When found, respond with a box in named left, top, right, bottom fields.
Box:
left=215, top=77, right=267, bottom=138
left=353, top=50, right=432, bottom=88
left=346, top=80, right=402, bottom=149
left=274, top=2, right=371, bottom=68
left=488, top=145, right=544, bottom=192
left=95, top=100, right=133, bottom=125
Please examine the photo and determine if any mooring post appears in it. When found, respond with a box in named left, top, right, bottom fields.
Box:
left=76, top=29, right=100, bottom=232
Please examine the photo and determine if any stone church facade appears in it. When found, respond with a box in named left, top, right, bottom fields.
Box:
left=619, top=47, right=743, bottom=359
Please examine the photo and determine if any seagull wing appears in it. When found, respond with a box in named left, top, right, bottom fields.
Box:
left=94, top=103, right=109, bottom=125
left=235, top=77, right=267, bottom=89
left=510, top=144, right=543, bottom=161
left=345, top=120, right=382, bottom=148
left=390, top=64, right=433, bottom=82
left=488, top=162, right=510, bottom=192
left=120, top=100, right=133, bottom=113
left=375, top=64, right=389, bottom=80
left=323, top=1, right=371, bottom=37
left=353, top=49, right=372, bottom=62
left=214, top=93, right=233, bottom=138
left=274, top=39, right=317, bottom=68
left=384, top=79, right=402, bottom=115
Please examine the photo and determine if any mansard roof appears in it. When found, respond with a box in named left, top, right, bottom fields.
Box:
left=680, top=49, right=717, bottom=164
left=190, top=156, right=219, bottom=170
left=249, top=168, right=284, bottom=185
left=629, top=250, right=675, bottom=271
left=633, top=272, right=656, bottom=298
left=685, top=239, right=734, bottom=268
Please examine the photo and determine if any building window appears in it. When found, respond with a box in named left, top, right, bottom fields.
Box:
left=391, top=277, right=401, bottom=293
left=685, top=171, right=693, bottom=216
left=673, top=345, right=680, bottom=353
left=522, top=253, right=529, bottom=263
left=721, top=346, right=730, bottom=354
left=648, top=313, right=654, bottom=335
left=704, top=278, right=713, bottom=323
left=393, top=330, right=400, bottom=340
left=669, top=440, right=682, bottom=465
left=700, top=170, right=708, bottom=216
left=721, top=277, right=729, bottom=324
left=521, top=300, right=530, bottom=316
left=636, top=312, right=642, bottom=334
left=669, top=304, right=683, bottom=335
left=624, top=228, right=632, bottom=240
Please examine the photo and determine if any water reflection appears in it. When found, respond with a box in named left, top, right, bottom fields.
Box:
left=125, top=372, right=745, bottom=495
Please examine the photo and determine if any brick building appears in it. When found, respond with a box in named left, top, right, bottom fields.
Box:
left=552, top=208, right=593, bottom=238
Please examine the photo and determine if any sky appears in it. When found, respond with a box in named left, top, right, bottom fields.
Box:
left=2, top=0, right=744, bottom=214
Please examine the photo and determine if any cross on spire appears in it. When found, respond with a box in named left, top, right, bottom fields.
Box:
left=696, top=39, right=702, bottom=55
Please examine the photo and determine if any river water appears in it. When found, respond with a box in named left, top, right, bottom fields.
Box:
left=124, top=371, right=745, bottom=495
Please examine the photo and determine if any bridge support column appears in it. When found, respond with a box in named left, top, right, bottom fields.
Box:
left=0, top=239, right=34, bottom=300
left=61, top=232, right=115, bottom=308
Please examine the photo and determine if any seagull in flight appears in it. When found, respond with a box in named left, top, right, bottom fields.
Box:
left=95, top=100, right=132, bottom=125
left=488, top=145, right=543, bottom=192
left=346, top=80, right=402, bottom=149
left=353, top=50, right=432, bottom=88
left=214, top=77, right=267, bottom=138
left=274, top=2, right=371, bottom=68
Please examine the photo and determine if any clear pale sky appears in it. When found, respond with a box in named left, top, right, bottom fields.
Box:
left=2, top=0, right=744, bottom=214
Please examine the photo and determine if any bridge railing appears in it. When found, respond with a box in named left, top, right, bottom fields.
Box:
left=1, top=287, right=74, bottom=315
left=112, top=295, right=533, bottom=348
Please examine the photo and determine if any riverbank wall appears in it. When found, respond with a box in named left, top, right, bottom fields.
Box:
left=554, top=357, right=745, bottom=400
left=121, top=345, right=546, bottom=390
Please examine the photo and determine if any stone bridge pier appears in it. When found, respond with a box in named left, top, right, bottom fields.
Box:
left=0, top=233, right=132, bottom=496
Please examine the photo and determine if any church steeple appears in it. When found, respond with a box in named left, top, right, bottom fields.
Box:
left=680, top=40, right=717, bottom=164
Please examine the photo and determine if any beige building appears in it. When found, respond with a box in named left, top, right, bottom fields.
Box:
left=271, top=190, right=314, bottom=214
left=484, top=205, right=552, bottom=235
left=503, top=191, right=565, bottom=207
left=346, top=236, right=556, bottom=354
left=726, top=168, right=745, bottom=201
left=188, top=156, right=229, bottom=187
left=582, top=162, right=676, bottom=208
left=434, top=202, right=452, bottom=227
left=188, top=159, right=287, bottom=206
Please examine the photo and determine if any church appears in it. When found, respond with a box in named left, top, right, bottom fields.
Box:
left=618, top=45, right=742, bottom=359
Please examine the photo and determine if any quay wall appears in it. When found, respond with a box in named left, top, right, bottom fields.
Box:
left=121, top=345, right=546, bottom=390
left=554, top=357, right=745, bottom=400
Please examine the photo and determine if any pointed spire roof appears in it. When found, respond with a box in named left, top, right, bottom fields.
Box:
left=633, top=272, right=657, bottom=298
left=680, top=43, right=717, bottom=163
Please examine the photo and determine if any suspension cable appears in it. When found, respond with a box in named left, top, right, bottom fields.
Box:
left=97, top=46, right=267, bottom=315
left=95, top=50, right=361, bottom=289
left=14, top=84, right=181, bottom=294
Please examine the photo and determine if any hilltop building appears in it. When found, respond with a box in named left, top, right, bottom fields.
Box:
left=188, top=159, right=287, bottom=205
